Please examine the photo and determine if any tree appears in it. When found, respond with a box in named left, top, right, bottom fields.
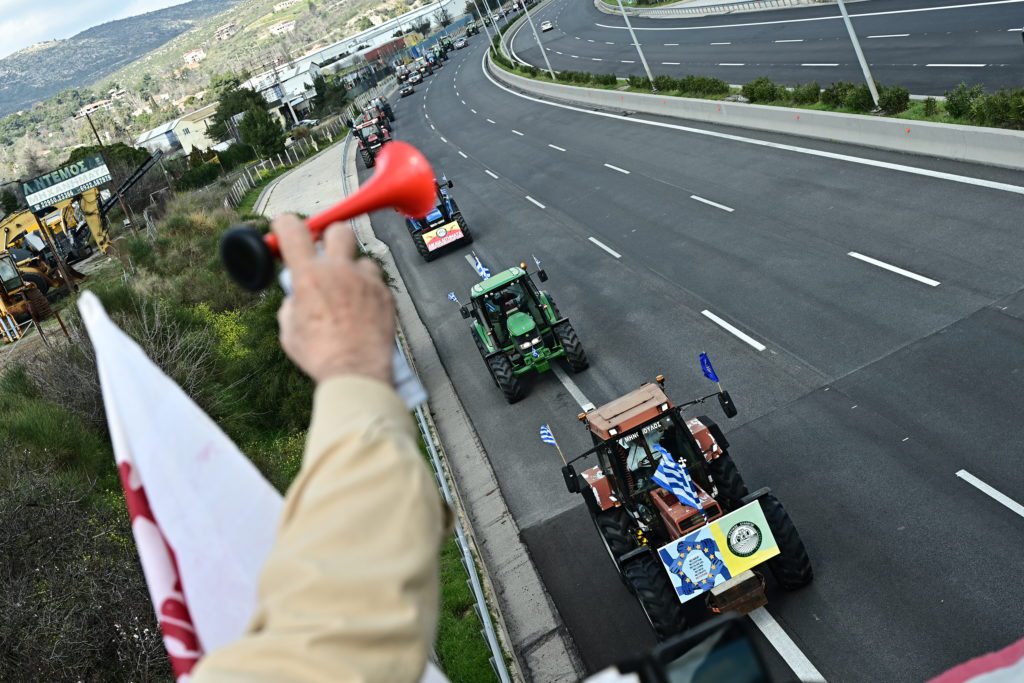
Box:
left=356, top=16, right=373, bottom=31
left=465, top=1, right=480, bottom=20
left=435, top=6, right=452, bottom=27
left=0, top=189, right=19, bottom=215
left=239, top=106, right=284, bottom=158
left=208, top=86, right=267, bottom=142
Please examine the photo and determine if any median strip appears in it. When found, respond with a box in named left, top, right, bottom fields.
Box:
left=701, top=310, right=766, bottom=351
left=588, top=236, right=622, bottom=259
left=847, top=252, right=940, bottom=286
left=603, top=163, right=630, bottom=174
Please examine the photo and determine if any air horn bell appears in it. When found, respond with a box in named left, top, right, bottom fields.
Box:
left=220, top=140, right=437, bottom=291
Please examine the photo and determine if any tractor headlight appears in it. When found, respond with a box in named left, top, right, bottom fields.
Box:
left=518, top=337, right=541, bottom=350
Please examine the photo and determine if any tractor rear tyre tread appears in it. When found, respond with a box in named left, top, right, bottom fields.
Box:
left=25, top=286, right=51, bottom=321
left=761, top=493, right=813, bottom=590
left=593, top=507, right=634, bottom=576
left=360, top=149, right=375, bottom=168
left=555, top=322, right=588, bottom=373
left=622, top=553, right=687, bottom=640
left=487, top=354, right=524, bottom=404
left=707, top=453, right=748, bottom=511
left=22, top=272, right=49, bottom=295
left=458, top=216, right=473, bottom=244
left=412, top=232, right=436, bottom=261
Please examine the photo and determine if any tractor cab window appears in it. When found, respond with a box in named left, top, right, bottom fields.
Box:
left=0, top=254, right=23, bottom=294
left=612, top=414, right=703, bottom=494
left=481, top=283, right=526, bottom=345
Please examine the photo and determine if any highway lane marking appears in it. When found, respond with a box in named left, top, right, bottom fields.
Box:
left=926, top=63, right=986, bottom=67
left=594, top=0, right=1024, bottom=31
left=430, top=124, right=436, bottom=130
left=847, top=252, right=940, bottom=286
left=664, top=42, right=680, bottom=46
left=548, top=144, right=567, bottom=151
left=588, top=236, right=622, bottom=259
left=662, top=61, right=681, bottom=65
left=605, top=41, right=615, bottom=44
left=719, top=63, right=746, bottom=66
left=571, top=54, right=580, bottom=58
left=462, top=99, right=466, bottom=105
left=556, top=51, right=563, bottom=54
left=485, top=169, right=499, bottom=179
left=750, top=609, right=825, bottom=682
left=588, top=38, right=595, bottom=42
left=603, top=163, right=630, bottom=174
left=592, top=57, right=604, bottom=61
left=1011, top=27, right=1024, bottom=31
left=957, top=470, right=1024, bottom=519
left=440, top=136, right=448, bottom=143
left=701, top=310, right=766, bottom=351
left=690, top=195, right=734, bottom=212
left=458, top=151, right=468, bottom=158
left=481, top=50, right=1024, bottom=197
left=710, top=42, right=732, bottom=45
left=487, top=118, right=497, bottom=123
left=512, top=129, right=525, bottom=135
left=471, top=108, right=478, bottom=113
left=551, top=365, right=596, bottom=412
left=775, top=39, right=804, bottom=43
left=868, top=33, right=910, bottom=38
left=621, top=59, right=635, bottom=63
left=802, top=63, right=839, bottom=67
left=526, top=195, right=546, bottom=208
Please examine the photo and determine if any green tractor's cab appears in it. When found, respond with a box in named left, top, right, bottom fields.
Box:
left=461, top=265, right=587, bottom=403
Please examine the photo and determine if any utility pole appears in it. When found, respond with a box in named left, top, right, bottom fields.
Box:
left=520, top=0, right=556, bottom=79
left=615, top=0, right=656, bottom=89
left=83, top=110, right=133, bottom=224
left=837, top=0, right=879, bottom=107
left=471, top=0, right=494, bottom=43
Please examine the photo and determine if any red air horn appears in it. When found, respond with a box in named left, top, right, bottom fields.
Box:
left=220, top=140, right=437, bottom=291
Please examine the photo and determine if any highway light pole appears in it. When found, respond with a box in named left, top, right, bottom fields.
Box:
left=837, top=0, right=879, bottom=107
left=615, top=0, right=656, bottom=90
left=471, top=0, right=495, bottom=43
left=521, top=1, right=556, bottom=80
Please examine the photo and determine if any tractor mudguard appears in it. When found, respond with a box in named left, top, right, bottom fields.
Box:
left=688, top=416, right=727, bottom=462
left=696, top=415, right=731, bottom=452
left=619, top=545, right=655, bottom=567
left=581, top=465, right=619, bottom=511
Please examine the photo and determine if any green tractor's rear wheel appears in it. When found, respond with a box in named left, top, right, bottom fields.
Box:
left=487, top=353, right=524, bottom=403
left=760, top=493, right=813, bottom=590
left=622, top=553, right=687, bottom=640
left=555, top=322, right=588, bottom=373
left=707, top=453, right=748, bottom=511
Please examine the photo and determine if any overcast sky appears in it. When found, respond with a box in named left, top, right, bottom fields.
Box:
left=0, top=0, right=190, bottom=59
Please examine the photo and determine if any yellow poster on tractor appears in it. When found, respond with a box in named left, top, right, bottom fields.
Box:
left=657, top=500, right=780, bottom=604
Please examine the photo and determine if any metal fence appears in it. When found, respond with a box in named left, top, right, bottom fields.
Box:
left=596, top=0, right=831, bottom=17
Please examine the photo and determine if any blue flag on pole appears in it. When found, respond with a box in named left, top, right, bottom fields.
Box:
left=539, top=424, right=557, bottom=447
left=699, top=352, right=719, bottom=383
left=651, top=444, right=704, bottom=514
left=447, top=291, right=459, bottom=304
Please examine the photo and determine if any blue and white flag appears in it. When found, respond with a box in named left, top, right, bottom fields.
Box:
left=532, top=254, right=543, bottom=270
left=472, top=253, right=491, bottom=280
left=652, top=444, right=704, bottom=515
left=531, top=346, right=539, bottom=358
left=447, top=291, right=459, bottom=304
left=699, top=352, right=719, bottom=383
left=539, top=424, right=558, bottom=447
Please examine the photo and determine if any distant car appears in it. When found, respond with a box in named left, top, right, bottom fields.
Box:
left=408, top=71, right=423, bottom=84
left=294, top=118, right=319, bottom=128
left=540, top=20, right=553, bottom=32
left=400, top=84, right=415, bottom=97
left=454, top=37, right=467, bottom=49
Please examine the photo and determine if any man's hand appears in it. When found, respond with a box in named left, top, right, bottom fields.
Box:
left=274, top=214, right=395, bottom=385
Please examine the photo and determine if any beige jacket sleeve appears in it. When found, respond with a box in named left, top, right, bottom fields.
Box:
left=193, top=376, right=446, bottom=683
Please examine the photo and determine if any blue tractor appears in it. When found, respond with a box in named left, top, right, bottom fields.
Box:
left=405, top=177, right=473, bottom=261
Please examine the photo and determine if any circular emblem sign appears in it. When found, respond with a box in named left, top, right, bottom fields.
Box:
left=727, top=521, right=762, bottom=557
left=436, top=227, right=448, bottom=237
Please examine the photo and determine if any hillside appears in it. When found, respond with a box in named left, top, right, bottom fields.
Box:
left=0, top=0, right=243, bottom=118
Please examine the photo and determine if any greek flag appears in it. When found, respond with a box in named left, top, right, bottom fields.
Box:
left=539, top=424, right=558, bottom=447
left=532, top=254, right=543, bottom=270
left=447, top=291, right=459, bottom=304
left=531, top=346, right=539, bottom=358
left=699, top=352, right=719, bottom=383
left=473, top=254, right=491, bottom=280
left=652, top=444, right=704, bottom=515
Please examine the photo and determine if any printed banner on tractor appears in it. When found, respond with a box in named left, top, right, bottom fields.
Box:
left=657, top=500, right=779, bottom=604
left=422, top=222, right=464, bottom=251
left=22, top=154, right=111, bottom=212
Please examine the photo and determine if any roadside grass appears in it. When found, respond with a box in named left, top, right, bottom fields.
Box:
left=237, top=163, right=296, bottom=216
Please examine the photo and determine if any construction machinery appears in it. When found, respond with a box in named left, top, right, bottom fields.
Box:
left=1, top=187, right=111, bottom=265
left=559, top=372, right=812, bottom=639
left=405, top=177, right=472, bottom=261
left=0, top=250, right=53, bottom=331
left=459, top=262, right=587, bottom=402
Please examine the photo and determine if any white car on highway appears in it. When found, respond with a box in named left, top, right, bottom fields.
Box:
left=540, top=20, right=553, bottom=32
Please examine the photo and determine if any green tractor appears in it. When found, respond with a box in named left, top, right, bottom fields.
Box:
left=459, top=262, right=587, bottom=403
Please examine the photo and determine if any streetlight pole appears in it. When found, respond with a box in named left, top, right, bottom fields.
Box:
left=84, top=110, right=133, bottom=222
left=520, top=1, right=556, bottom=79
left=471, top=0, right=495, bottom=43
left=615, top=0, right=655, bottom=89
left=837, top=0, right=879, bottom=107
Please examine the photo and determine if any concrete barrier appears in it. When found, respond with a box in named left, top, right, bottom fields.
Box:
left=593, top=0, right=833, bottom=18
left=487, top=57, right=1024, bottom=171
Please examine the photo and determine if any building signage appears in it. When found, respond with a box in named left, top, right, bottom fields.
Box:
left=22, top=154, right=112, bottom=212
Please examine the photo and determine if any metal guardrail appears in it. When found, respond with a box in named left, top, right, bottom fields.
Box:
left=595, top=0, right=831, bottom=17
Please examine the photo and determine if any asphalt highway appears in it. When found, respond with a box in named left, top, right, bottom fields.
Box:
left=365, top=36, right=1024, bottom=681
left=509, top=0, right=1024, bottom=95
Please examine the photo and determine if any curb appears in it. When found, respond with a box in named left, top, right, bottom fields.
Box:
left=593, top=0, right=836, bottom=18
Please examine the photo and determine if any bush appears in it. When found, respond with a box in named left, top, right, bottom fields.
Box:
left=844, top=84, right=876, bottom=112
left=175, top=161, right=221, bottom=191
left=878, top=85, right=910, bottom=115
left=945, top=82, right=984, bottom=119
left=685, top=75, right=729, bottom=96
left=595, top=73, right=618, bottom=86
left=792, top=81, right=821, bottom=105
left=653, top=74, right=677, bottom=92
left=970, top=88, right=1024, bottom=129
left=218, top=143, right=256, bottom=171
left=742, top=76, right=783, bottom=103
left=923, top=97, right=938, bottom=117
left=822, top=81, right=855, bottom=108
left=627, top=75, right=651, bottom=90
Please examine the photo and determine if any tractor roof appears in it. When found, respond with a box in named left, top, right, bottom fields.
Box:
left=470, top=267, right=525, bottom=297
left=585, top=383, right=674, bottom=441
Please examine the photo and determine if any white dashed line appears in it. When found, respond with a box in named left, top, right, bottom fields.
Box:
left=486, top=118, right=496, bottom=123
left=662, top=61, right=681, bottom=65
left=690, top=195, right=734, bottom=212
left=710, top=42, right=732, bottom=45
left=471, top=108, right=477, bottom=113
left=430, top=124, right=436, bottom=130
left=802, top=63, right=839, bottom=67
left=587, top=38, right=595, bottom=42
left=525, top=195, right=546, bottom=209
left=603, top=163, right=630, bottom=174
left=556, top=51, right=563, bottom=54
left=551, top=365, right=596, bottom=412
left=592, top=57, right=603, bottom=61
left=458, top=151, right=468, bottom=158
left=548, top=143, right=566, bottom=151
left=664, top=42, right=680, bottom=46
left=749, top=609, right=825, bottom=683
left=701, top=310, right=766, bottom=351
left=621, top=59, right=635, bottom=63
left=484, top=169, right=499, bottom=179
left=926, top=63, right=986, bottom=67
left=775, top=39, right=805, bottom=42
left=719, top=62, right=746, bottom=66
left=461, top=99, right=466, bottom=105
left=588, top=237, right=622, bottom=259
left=868, top=33, right=910, bottom=38
left=571, top=54, right=579, bottom=58
left=957, top=470, right=1024, bottom=519
left=512, top=129, right=524, bottom=135
left=440, top=136, right=448, bottom=143
left=847, top=252, right=940, bottom=286
left=605, top=41, right=615, bottom=44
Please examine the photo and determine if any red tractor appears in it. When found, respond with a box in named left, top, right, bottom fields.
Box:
left=560, top=370, right=812, bottom=639
left=351, top=117, right=392, bottom=169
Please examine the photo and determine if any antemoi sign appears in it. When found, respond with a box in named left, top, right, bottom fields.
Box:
left=22, top=154, right=112, bottom=212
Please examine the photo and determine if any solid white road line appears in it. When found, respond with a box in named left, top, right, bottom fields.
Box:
left=458, top=150, right=468, bottom=158
left=1011, top=27, right=1024, bottom=31
left=750, top=609, right=825, bottom=683
left=526, top=195, right=546, bottom=208
left=485, top=169, right=499, bottom=179
left=710, top=41, right=732, bottom=45
left=551, top=365, right=596, bottom=412
left=926, top=63, right=986, bottom=67
left=690, top=195, right=735, bottom=212
left=957, top=470, right=1024, bottom=519
left=775, top=39, right=805, bottom=42
left=548, top=143, right=567, bottom=151
left=603, top=163, right=630, bottom=174
left=701, top=310, right=767, bottom=351
left=868, top=33, right=910, bottom=38
left=486, top=118, right=496, bottom=123
left=588, top=236, right=622, bottom=259
left=719, top=62, right=746, bottom=66
left=802, top=63, right=839, bottom=67
left=512, top=129, right=525, bottom=135
left=481, top=50, right=1024, bottom=197
left=847, top=252, right=940, bottom=286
